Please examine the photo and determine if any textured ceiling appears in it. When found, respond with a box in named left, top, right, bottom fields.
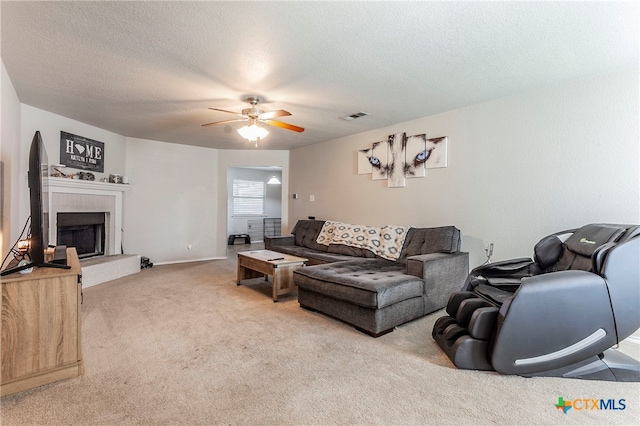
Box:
left=1, top=1, right=638, bottom=150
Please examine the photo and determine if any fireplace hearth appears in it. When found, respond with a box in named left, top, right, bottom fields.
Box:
left=57, top=212, right=106, bottom=259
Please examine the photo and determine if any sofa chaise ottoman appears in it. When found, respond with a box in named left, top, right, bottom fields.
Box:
left=266, top=220, right=469, bottom=336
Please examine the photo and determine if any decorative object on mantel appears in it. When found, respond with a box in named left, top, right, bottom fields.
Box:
left=357, top=133, right=448, bottom=188
left=49, top=166, right=97, bottom=181
left=109, top=174, right=123, bottom=184
left=77, top=172, right=95, bottom=181
left=50, top=164, right=69, bottom=177
left=46, top=176, right=132, bottom=192
left=59, top=131, right=104, bottom=172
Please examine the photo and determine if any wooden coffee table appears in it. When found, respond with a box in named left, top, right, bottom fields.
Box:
left=237, top=250, right=308, bottom=302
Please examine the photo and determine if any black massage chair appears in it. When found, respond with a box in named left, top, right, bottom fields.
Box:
left=432, top=223, right=640, bottom=381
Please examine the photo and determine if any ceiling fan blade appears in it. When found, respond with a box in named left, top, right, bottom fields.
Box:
left=201, top=118, right=245, bottom=127
left=264, top=120, right=305, bottom=133
left=258, top=109, right=291, bottom=120
left=208, top=107, right=243, bottom=116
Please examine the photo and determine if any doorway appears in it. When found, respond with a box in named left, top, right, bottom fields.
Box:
left=226, top=166, right=282, bottom=245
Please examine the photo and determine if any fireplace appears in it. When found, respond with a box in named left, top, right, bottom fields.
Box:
left=47, top=177, right=130, bottom=258
left=57, top=212, right=106, bottom=259
left=45, top=178, right=138, bottom=287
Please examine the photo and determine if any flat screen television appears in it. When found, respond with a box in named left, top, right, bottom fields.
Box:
left=29, top=130, right=49, bottom=265
left=1, top=131, right=69, bottom=276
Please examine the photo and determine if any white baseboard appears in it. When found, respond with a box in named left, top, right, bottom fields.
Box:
left=153, top=257, right=226, bottom=266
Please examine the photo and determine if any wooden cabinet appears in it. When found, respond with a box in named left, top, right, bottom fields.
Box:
left=1, top=248, right=83, bottom=396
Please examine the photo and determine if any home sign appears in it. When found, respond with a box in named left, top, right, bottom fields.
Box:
left=59, top=131, right=104, bottom=172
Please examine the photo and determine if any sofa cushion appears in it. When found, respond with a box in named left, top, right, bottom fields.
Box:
left=270, top=245, right=355, bottom=264
left=294, top=259, right=424, bottom=309
left=398, top=226, right=461, bottom=262
left=327, top=243, right=376, bottom=258
left=291, top=220, right=328, bottom=252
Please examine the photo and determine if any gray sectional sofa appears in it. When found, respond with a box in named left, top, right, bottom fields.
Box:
left=265, top=220, right=469, bottom=336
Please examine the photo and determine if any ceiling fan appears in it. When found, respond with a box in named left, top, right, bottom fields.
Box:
left=201, top=96, right=305, bottom=135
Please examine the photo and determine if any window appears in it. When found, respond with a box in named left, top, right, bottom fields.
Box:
left=232, top=179, right=264, bottom=215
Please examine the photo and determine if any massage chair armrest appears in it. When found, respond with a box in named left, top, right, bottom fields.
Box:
left=491, top=270, right=618, bottom=375
left=406, top=252, right=469, bottom=309
left=264, top=235, right=294, bottom=250
left=463, top=257, right=536, bottom=291
left=596, top=236, right=640, bottom=340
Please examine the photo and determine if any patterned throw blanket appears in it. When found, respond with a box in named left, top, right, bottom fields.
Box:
left=316, top=221, right=412, bottom=261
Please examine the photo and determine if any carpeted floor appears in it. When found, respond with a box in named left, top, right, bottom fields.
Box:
left=1, top=248, right=639, bottom=425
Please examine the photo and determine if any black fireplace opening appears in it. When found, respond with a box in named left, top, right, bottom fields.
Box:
left=57, top=212, right=106, bottom=259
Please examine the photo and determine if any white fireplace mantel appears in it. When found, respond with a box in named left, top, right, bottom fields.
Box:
left=45, top=177, right=132, bottom=194
left=45, top=177, right=131, bottom=256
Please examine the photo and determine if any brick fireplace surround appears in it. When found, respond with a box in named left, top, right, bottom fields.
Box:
left=45, top=177, right=139, bottom=287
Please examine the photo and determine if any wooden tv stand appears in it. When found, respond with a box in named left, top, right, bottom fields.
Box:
left=1, top=248, right=83, bottom=396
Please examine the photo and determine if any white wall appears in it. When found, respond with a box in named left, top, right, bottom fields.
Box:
left=19, top=105, right=127, bottom=223
left=20, top=105, right=127, bottom=179
left=227, top=167, right=282, bottom=239
left=124, top=137, right=219, bottom=264
left=289, top=67, right=640, bottom=268
left=0, top=59, right=22, bottom=256
left=125, top=144, right=289, bottom=263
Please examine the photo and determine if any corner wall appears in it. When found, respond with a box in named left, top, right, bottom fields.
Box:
left=124, top=137, right=219, bottom=264
left=289, top=67, right=640, bottom=268
left=1, top=59, right=22, bottom=256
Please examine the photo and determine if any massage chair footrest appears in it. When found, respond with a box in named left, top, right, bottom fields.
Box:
left=432, top=316, right=494, bottom=371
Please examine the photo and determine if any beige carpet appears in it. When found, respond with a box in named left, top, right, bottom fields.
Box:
left=1, top=254, right=639, bottom=425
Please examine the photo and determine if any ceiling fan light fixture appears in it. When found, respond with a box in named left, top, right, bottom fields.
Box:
left=202, top=96, right=304, bottom=143
left=237, top=123, right=269, bottom=142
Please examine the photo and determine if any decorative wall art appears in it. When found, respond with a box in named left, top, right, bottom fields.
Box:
left=358, top=133, right=448, bottom=188
left=357, top=148, right=373, bottom=174
left=425, top=136, right=448, bottom=169
left=387, top=133, right=406, bottom=187
left=370, top=140, right=388, bottom=181
left=59, top=131, right=105, bottom=172
left=405, top=134, right=427, bottom=178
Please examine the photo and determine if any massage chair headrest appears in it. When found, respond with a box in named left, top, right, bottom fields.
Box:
left=557, top=224, right=631, bottom=272
left=534, top=224, right=632, bottom=272
left=564, top=224, right=626, bottom=258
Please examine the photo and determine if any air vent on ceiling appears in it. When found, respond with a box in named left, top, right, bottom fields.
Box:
left=341, top=111, right=369, bottom=121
